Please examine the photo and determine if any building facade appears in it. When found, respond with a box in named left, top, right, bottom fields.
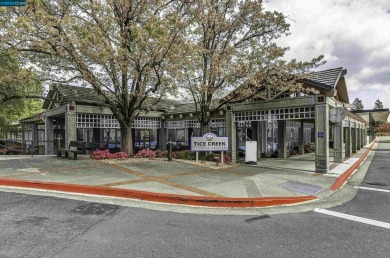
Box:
left=5, top=67, right=389, bottom=173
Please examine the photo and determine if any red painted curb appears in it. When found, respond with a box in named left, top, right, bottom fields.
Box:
left=330, top=140, right=377, bottom=191
left=0, top=178, right=317, bottom=208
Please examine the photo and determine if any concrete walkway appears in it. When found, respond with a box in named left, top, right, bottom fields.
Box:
left=0, top=141, right=376, bottom=208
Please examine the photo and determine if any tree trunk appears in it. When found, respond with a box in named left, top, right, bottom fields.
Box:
left=120, top=125, right=133, bottom=156
left=201, top=120, right=211, bottom=135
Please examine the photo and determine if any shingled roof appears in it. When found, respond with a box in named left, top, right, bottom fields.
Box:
left=164, top=100, right=222, bottom=115
left=43, top=84, right=181, bottom=111
left=55, top=84, right=105, bottom=104
left=301, top=67, right=347, bottom=90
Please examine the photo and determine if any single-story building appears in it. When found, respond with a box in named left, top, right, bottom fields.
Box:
left=4, top=67, right=389, bottom=173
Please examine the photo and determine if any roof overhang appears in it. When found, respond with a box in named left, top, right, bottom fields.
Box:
left=19, top=112, right=45, bottom=124
left=352, top=109, right=390, bottom=122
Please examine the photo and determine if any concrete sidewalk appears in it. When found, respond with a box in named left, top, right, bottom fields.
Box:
left=0, top=141, right=376, bottom=208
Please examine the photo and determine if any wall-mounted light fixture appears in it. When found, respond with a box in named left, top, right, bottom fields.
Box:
left=69, top=101, right=76, bottom=111
left=179, top=114, right=183, bottom=118
left=219, top=110, right=224, bottom=115
left=170, top=115, right=174, bottom=119
left=189, top=113, right=193, bottom=118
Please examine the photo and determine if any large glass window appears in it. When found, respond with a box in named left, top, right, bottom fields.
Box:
left=166, top=128, right=188, bottom=149
left=176, top=129, right=185, bottom=142
left=134, top=129, right=157, bottom=150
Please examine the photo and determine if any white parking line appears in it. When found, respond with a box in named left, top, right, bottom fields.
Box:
left=354, top=186, right=390, bottom=193
left=314, top=208, right=390, bottom=229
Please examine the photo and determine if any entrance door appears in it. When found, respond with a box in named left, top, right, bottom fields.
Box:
left=134, top=129, right=153, bottom=151
left=267, top=120, right=278, bottom=156
left=140, top=130, right=150, bottom=149
left=237, top=122, right=252, bottom=157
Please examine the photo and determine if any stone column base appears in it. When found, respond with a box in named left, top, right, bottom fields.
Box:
left=315, top=157, right=329, bottom=173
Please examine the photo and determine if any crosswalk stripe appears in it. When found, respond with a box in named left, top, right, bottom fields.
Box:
left=354, top=186, right=390, bottom=193
left=314, top=208, right=390, bottom=229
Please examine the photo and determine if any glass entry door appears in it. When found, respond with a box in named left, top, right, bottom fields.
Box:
left=267, top=120, right=278, bottom=156
left=135, top=129, right=157, bottom=150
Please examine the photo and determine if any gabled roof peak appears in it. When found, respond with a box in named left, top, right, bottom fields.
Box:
left=302, top=67, right=347, bottom=90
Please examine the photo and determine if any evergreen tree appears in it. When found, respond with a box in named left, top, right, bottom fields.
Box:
left=351, top=98, right=364, bottom=111
left=374, top=99, right=384, bottom=109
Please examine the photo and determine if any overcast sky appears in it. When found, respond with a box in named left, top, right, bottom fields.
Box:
left=264, top=0, right=390, bottom=110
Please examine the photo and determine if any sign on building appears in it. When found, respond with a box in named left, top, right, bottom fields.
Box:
left=191, top=133, right=229, bottom=152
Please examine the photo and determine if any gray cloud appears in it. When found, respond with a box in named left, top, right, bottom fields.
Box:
left=265, top=0, right=390, bottom=109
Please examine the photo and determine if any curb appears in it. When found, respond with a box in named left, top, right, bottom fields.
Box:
left=0, top=178, right=317, bottom=208
left=330, top=140, right=377, bottom=191
left=0, top=141, right=377, bottom=208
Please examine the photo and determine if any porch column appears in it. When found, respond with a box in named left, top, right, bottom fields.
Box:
left=256, top=121, right=262, bottom=159
left=333, top=121, right=344, bottom=163
left=277, top=120, right=287, bottom=158
left=356, top=124, right=361, bottom=150
left=261, top=121, right=268, bottom=157
left=159, top=120, right=167, bottom=151
left=362, top=125, right=367, bottom=148
left=351, top=123, right=357, bottom=153
left=32, top=124, right=38, bottom=155
left=21, top=123, right=26, bottom=153
left=45, top=116, right=54, bottom=155
left=226, top=110, right=237, bottom=163
left=363, top=127, right=367, bottom=146
left=315, top=104, right=329, bottom=173
left=298, top=120, right=304, bottom=155
left=65, top=111, right=77, bottom=148
left=345, top=121, right=352, bottom=158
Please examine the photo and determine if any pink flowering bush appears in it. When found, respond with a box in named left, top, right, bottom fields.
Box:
left=155, top=149, right=168, bottom=158
left=92, top=149, right=128, bottom=160
left=135, top=149, right=156, bottom=158
left=220, top=154, right=232, bottom=164
left=113, top=152, right=128, bottom=159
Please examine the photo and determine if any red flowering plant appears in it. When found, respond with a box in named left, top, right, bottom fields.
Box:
left=91, top=149, right=128, bottom=160
left=134, top=149, right=156, bottom=158
left=220, top=154, right=232, bottom=164
left=113, top=152, right=128, bottom=159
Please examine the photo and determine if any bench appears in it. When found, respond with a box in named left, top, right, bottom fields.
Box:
left=57, top=141, right=86, bottom=160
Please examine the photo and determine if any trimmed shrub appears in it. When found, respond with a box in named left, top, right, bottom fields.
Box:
left=113, top=152, right=129, bottom=159
left=135, top=149, right=156, bottom=158
left=219, top=154, right=232, bottom=164
left=173, top=150, right=195, bottom=160
left=205, top=153, right=232, bottom=164
left=205, top=153, right=216, bottom=161
left=158, top=150, right=168, bottom=158
left=91, top=149, right=128, bottom=160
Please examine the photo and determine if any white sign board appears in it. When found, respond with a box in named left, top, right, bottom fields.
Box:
left=191, top=133, right=229, bottom=152
left=245, top=141, right=257, bottom=163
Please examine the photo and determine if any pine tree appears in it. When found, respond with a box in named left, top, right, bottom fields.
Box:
left=374, top=99, right=384, bottom=109
left=351, top=98, right=364, bottom=111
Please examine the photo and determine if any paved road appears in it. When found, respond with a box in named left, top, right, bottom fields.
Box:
left=0, top=140, right=389, bottom=257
